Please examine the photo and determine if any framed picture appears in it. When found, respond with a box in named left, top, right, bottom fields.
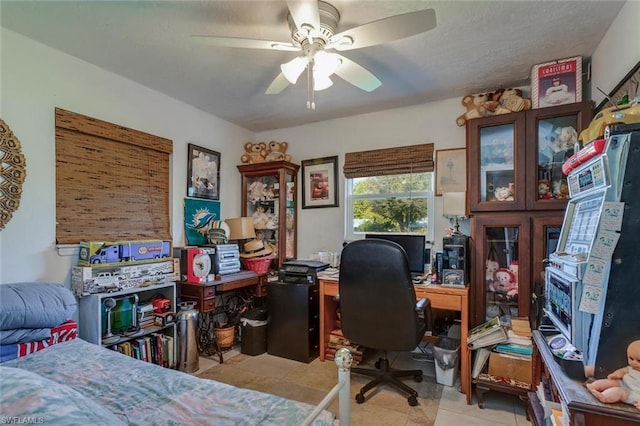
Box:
left=187, top=143, right=220, bottom=200
left=594, top=61, right=640, bottom=113
left=531, top=56, right=582, bottom=109
left=302, top=156, right=339, bottom=209
left=435, top=148, right=466, bottom=196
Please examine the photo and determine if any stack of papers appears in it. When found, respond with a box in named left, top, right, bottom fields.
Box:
left=467, top=316, right=508, bottom=349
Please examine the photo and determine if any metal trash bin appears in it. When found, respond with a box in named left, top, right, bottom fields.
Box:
left=240, top=308, right=268, bottom=356
left=177, top=301, right=199, bottom=373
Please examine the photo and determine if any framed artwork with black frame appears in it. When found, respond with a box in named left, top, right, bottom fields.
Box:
left=302, top=156, right=339, bottom=209
left=187, top=143, right=220, bottom=200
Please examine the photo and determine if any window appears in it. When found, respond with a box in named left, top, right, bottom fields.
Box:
left=343, top=144, right=435, bottom=241
left=345, top=172, right=434, bottom=241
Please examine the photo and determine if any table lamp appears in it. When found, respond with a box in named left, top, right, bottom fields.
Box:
left=443, top=192, right=467, bottom=235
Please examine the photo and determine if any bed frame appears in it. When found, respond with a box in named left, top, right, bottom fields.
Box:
left=303, top=348, right=353, bottom=426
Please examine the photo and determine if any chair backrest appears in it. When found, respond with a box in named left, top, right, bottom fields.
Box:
left=339, top=238, right=422, bottom=351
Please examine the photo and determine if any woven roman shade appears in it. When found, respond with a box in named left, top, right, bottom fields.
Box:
left=343, top=143, right=434, bottom=178
left=55, top=108, right=173, bottom=244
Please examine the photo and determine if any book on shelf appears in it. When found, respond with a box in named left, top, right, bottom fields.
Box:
left=510, top=316, right=533, bottom=337
left=494, top=342, right=533, bottom=359
left=471, top=347, right=492, bottom=379
left=506, top=329, right=533, bottom=347
left=467, top=316, right=508, bottom=349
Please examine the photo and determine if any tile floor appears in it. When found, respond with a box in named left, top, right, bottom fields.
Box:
left=192, top=347, right=531, bottom=426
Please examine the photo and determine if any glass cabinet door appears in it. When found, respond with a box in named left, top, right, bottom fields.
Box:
left=245, top=172, right=281, bottom=259
left=473, top=214, right=531, bottom=326
left=468, top=113, right=526, bottom=212
left=238, top=161, right=299, bottom=270
left=525, top=101, right=592, bottom=210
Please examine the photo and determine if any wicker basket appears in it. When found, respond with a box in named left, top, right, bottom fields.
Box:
left=214, top=325, right=236, bottom=349
left=242, top=255, right=273, bottom=274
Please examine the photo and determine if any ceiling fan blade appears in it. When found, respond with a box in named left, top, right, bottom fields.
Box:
left=333, top=55, right=381, bottom=92
left=191, top=35, right=300, bottom=51
left=286, top=0, right=320, bottom=35
left=265, top=72, right=291, bottom=95
left=329, top=8, right=436, bottom=51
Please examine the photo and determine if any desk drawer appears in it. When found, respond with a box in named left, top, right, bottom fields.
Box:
left=421, top=292, right=461, bottom=311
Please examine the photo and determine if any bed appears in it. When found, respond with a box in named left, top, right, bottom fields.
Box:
left=0, top=283, right=348, bottom=425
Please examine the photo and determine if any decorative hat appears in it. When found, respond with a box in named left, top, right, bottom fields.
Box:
left=240, top=239, right=273, bottom=258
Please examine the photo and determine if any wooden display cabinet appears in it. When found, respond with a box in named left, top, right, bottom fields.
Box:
left=237, top=161, right=300, bottom=270
left=467, top=102, right=592, bottom=213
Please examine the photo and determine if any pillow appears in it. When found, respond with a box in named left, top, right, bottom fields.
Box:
left=0, top=283, right=76, bottom=330
left=0, top=366, right=125, bottom=425
left=0, top=328, right=51, bottom=345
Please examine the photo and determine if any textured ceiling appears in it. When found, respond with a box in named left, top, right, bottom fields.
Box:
left=1, top=1, right=625, bottom=132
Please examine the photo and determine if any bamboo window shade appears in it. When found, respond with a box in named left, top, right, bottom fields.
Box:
left=55, top=108, right=173, bottom=244
left=343, top=143, right=434, bottom=178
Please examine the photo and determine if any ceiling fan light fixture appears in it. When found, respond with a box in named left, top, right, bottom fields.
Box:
left=313, top=51, right=341, bottom=78
left=313, top=73, right=333, bottom=91
left=281, top=56, right=308, bottom=84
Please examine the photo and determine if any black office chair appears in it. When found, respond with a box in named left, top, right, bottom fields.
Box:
left=339, top=238, right=432, bottom=406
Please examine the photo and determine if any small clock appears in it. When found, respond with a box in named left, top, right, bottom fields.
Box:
left=175, top=247, right=216, bottom=283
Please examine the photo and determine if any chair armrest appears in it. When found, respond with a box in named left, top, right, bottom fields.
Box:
left=415, top=298, right=433, bottom=330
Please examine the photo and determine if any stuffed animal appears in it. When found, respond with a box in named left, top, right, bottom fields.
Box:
left=491, top=268, right=518, bottom=299
left=247, top=180, right=267, bottom=203
left=553, top=180, right=570, bottom=199
left=265, top=141, right=291, bottom=162
left=494, top=183, right=515, bottom=201
left=455, top=92, right=501, bottom=127
left=538, top=179, right=553, bottom=199
left=486, top=259, right=499, bottom=283
left=497, top=88, right=532, bottom=114
left=241, top=142, right=267, bottom=164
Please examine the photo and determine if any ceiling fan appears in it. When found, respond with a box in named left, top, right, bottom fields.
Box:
left=192, top=0, right=436, bottom=109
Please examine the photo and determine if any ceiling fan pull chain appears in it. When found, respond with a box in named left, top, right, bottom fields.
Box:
left=307, top=61, right=315, bottom=110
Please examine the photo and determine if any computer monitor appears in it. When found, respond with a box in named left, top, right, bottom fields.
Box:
left=364, top=233, right=426, bottom=275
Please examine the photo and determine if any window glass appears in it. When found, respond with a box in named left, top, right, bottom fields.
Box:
left=346, top=172, right=433, bottom=240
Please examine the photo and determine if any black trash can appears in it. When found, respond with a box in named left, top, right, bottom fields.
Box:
left=240, top=308, right=268, bottom=356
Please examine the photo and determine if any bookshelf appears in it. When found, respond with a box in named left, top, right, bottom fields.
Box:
left=78, top=282, right=177, bottom=368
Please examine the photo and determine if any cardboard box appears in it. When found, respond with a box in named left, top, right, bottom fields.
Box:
left=488, top=352, right=532, bottom=384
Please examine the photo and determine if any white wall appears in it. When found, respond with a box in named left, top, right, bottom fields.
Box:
left=0, top=28, right=253, bottom=284
left=590, top=1, right=640, bottom=107
left=256, top=99, right=468, bottom=259
left=1, top=0, right=636, bottom=284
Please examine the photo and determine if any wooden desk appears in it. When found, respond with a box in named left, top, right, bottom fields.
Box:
left=177, top=270, right=267, bottom=313
left=318, top=277, right=472, bottom=404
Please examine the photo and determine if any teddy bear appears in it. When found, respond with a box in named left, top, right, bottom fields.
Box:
left=455, top=92, right=501, bottom=127
left=247, top=180, right=267, bottom=203
left=538, top=179, right=553, bottom=199
left=264, top=141, right=291, bottom=162
left=486, top=259, right=499, bottom=284
left=240, top=142, right=267, bottom=164
left=496, top=88, right=532, bottom=114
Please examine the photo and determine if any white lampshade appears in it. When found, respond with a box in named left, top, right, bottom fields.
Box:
left=313, top=72, right=333, bottom=91
left=281, top=56, right=308, bottom=84
left=314, top=51, right=341, bottom=77
left=443, top=192, right=467, bottom=218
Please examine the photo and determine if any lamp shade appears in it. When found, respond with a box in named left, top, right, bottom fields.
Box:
left=443, top=192, right=467, bottom=217
left=225, top=217, right=256, bottom=240
left=281, top=56, right=308, bottom=84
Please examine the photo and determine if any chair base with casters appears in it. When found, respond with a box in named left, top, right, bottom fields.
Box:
left=352, top=351, right=423, bottom=406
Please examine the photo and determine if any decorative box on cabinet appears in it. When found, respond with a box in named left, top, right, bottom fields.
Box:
left=78, top=282, right=177, bottom=368
left=238, top=161, right=300, bottom=270
left=467, top=101, right=592, bottom=212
